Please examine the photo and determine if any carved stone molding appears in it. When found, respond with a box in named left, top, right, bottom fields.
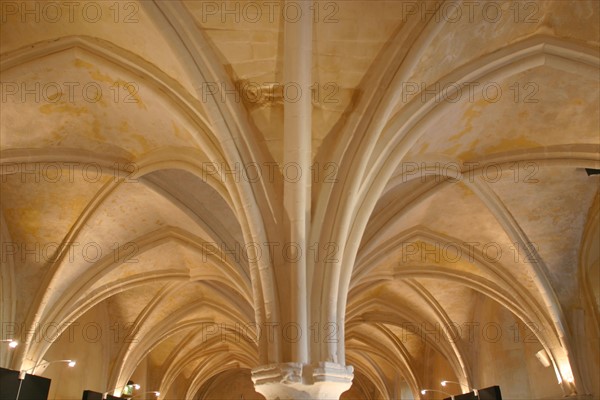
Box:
left=251, top=362, right=354, bottom=399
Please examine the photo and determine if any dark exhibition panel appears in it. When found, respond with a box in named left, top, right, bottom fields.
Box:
left=478, top=386, right=503, bottom=400
left=0, top=368, right=20, bottom=400
left=82, top=390, right=103, bottom=400
left=442, top=386, right=501, bottom=400
left=82, top=390, right=123, bottom=400
left=0, top=367, right=51, bottom=400
left=455, top=391, right=478, bottom=400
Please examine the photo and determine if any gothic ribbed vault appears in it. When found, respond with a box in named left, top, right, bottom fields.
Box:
left=0, top=1, right=599, bottom=399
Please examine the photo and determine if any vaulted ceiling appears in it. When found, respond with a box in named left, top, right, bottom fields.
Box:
left=0, top=1, right=599, bottom=399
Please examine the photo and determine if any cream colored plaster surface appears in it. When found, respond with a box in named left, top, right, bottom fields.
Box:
left=0, top=1, right=598, bottom=399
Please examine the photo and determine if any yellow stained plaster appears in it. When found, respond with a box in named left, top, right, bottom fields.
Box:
left=74, top=59, right=145, bottom=109
left=114, top=79, right=145, bottom=109
left=417, top=142, right=430, bottom=154
left=481, top=136, right=541, bottom=155
left=571, top=98, right=585, bottom=106
left=449, top=99, right=491, bottom=141
left=457, top=138, right=482, bottom=161
left=130, top=133, right=151, bottom=153
left=75, top=59, right=111, bottom=82
left=457, top=133, right=540, bottom=161
left=171, top=121, right=189, bottom=141
left=456, top=181, right=475, bottom=197
left=39, top=102, right=88, bottom=116
left=119, top=120, right=132, bottom=133
left=46, top=91, right=62, bottom=102
left=400, top=239, right=483, bottom=271
left=3, top=186, right=97, bottom=244
left=90, top=118, right=107, bottom=142
left=4, top=205, right=42, bottom=240
left=440, top=143, right=461, bottom=157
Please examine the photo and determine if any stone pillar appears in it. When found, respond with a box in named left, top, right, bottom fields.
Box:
left=252, top=362, right=354, bottom=400
left=253, top=2, right=354, bottom=399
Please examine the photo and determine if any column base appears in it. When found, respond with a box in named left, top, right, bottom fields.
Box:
left=251, top=362, right=354, bottom=400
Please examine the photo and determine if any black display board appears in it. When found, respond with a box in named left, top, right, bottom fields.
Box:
left=455, top=392, right=478, bottom=400
left=82, top=390, right=123, bottom=400
left=478, top=386, right=502, bottom=400
left=441, top=387, right=500, bottom=400
left=82, top=390, right=103, bottom=400
left=0, top=367, right=19, bottom=400
left=0, top=367, right=51, bottom=400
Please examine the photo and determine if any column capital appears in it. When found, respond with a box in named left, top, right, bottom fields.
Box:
left=251, top=362, right=354, bottom=399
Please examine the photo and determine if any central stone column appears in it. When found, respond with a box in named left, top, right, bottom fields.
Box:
left=252, top=362, right=354, bottom=400
left=251, top=1, right=354, bottom=398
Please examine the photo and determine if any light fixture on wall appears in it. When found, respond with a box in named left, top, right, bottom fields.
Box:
left=19, top=359, right=76, bottom=379
left=1, top=339, right=18, bottom=348
left=104, top=381, right=141, bottom=399
left=535, top=349, right=551, bottom=367
left=440, top=380, right=477, bottom=395
left=441, top=380, right=468, bottom=389
left=16, top=360, right=76, bottom=400
left=421, top=389, right=454, bottom=399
